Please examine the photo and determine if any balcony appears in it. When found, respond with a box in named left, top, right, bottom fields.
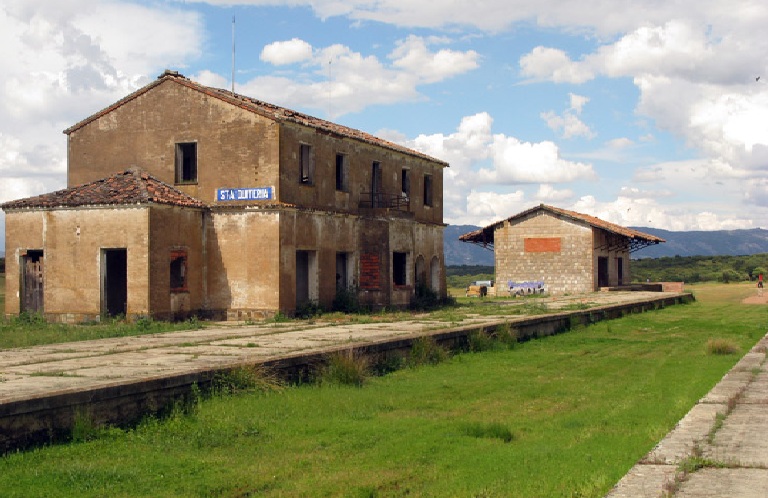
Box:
left=359, top=192, right=410, bottom=212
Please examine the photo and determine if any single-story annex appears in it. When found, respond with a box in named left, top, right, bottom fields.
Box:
left=459, top=204, right=665, bottom=295
left=2, top=70, right=448, bottom=322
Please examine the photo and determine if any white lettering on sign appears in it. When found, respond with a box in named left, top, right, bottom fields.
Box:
left=217, top=187, right=274, bottom=202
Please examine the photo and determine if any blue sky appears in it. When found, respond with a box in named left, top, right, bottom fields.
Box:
left=2, top=0, right=768, bottom=254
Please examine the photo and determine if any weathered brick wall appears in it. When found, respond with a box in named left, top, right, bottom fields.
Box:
left=495, top=211, right=594, bottom=295
left=4, top=208, right=150, bottom=321
left=67, top=80, right=280, bottom=205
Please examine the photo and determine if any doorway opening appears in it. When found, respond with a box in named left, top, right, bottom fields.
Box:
left=597, top=256, right=609, bottom=288
left=21, top=250, right=44, bottom=314
left=102, top=249, right=127, bottom=317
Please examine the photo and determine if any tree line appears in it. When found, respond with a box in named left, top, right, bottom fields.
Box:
left=448, top=253, right=768, bottom=288
left=631, top=254, right=768, bottom=284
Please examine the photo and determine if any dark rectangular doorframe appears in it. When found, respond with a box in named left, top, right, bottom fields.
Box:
left=101, top=249, right=127, bottom=317
left=597, top=256, right=609, bottom=288
left=21, top=250, right=44, bottom=314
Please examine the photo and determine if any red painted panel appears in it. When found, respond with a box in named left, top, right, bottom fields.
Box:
left=524, top=237, right=561, bottom=253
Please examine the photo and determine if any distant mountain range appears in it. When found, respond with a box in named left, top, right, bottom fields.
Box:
left=4, top=226, right=768, bottom=266
left=444, top=225, right=768, bottom=266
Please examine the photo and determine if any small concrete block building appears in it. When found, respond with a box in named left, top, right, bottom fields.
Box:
left=459, top=204, right=664, bottom=295
left=3, top=70, right=448, bottom=322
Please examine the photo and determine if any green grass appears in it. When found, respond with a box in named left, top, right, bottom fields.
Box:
left=0, top=282, right=763, bottom=497
left=0, top=314, right=204, bottom=350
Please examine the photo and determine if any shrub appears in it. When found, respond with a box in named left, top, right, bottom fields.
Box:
left=461, top=421, right=514, bottom=443
left=295, top=301, right=323, bottom=319
left=332, top=287, right=360, bottom=313
left=706, top=338, right=740, bottom=355
left=411, top=282, right=441, bottom=311
left=468, top=328, right=497, bottom=352
left=408, top=336, right=449, bottom=367
left=213, top=365, right=283, bottom=395
left=318, top=350, right=369, bottom=387
left=494, top=323, right=520, bottom=349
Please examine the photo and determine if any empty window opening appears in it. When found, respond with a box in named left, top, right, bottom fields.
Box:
left=170, top=250, right=188, bottom=292
left=393, top=252, right=408, bottom=286
left=401, top=168, right=410, bottom=198
left=370, top=161, right=382, bottom=207
left=423, top=174, right=433, bottom=207
left=335, top=153, right=348, bottom=191
left=175, top=142, right=197, bottom=184
left=101, top=249, right=127, bottom=318
left=300, top=144, right=314, bottom=185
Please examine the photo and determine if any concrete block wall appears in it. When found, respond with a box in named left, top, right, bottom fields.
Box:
left=495, top=211, right=594, bottom=295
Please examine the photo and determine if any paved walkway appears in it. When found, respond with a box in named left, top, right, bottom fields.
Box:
left=0, top=291, right=666, bottom=405
left=607, top=333, right=768, bottom=497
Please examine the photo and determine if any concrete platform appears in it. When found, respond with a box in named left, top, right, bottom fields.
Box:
left=0, top=291, right=690, bottom=454
left=607, top=334, right=768, bottom=498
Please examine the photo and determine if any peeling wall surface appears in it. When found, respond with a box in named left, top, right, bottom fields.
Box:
left=4, top=207, right=151, bottom=322
left=4, top=74, right=447, bottom=320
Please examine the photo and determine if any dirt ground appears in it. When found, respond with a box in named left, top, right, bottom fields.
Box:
left=741, top=288, right=768, bottom=304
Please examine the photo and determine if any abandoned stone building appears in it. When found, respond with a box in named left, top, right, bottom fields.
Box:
left=2, top=70, right=447, bottom=322
left=459, top=204, right=664, bottom=295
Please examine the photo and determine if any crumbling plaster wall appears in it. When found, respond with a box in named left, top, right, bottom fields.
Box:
left=278, top=122, right=444, bottom=225
left=66, top=79, right=281, bottom=204
left=148, top=206, right=206, bottom=320
left=4, top=207, right=150, bottom=322
left=205, top=209, right=281, bottom=320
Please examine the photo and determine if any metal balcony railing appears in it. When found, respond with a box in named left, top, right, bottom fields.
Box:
left=359, top=192, right=410, bottom=211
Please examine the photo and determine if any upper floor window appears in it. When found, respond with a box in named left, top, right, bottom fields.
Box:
left=336, top=153, right=348, bottom=191
left=401, top=168, right=410, bottom=198
left=423, top=174, right=433, bottom=207
left=300, top=144, right=314, bottom=185
left=175, top=142, right=197, bottom=184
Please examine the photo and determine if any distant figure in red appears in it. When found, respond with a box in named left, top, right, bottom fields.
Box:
left=759, top=274, right=764, bottom=289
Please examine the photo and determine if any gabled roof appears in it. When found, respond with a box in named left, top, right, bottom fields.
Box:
left=459, top=204, right=665, bottom=252
left=1, top=168, right=206, bottom=211
left=64, top=70, right=448, bottom=167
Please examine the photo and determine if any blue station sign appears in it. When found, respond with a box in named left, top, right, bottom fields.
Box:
left=217, top=187, right=274, bottom=202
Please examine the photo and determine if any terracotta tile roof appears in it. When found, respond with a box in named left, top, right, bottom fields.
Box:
left=64, top=70, right=448, bottom=167
left=459, top=204, right=665, bottom=247
left=1, top=168, right=207, bottom=210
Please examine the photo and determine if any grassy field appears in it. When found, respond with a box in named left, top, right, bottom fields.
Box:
left=0, top=282, right=764, bottom=497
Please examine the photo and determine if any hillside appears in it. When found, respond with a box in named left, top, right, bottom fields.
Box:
left=443, top=225, right=495, bottom=266
left=444, top=225, right=768, bottom=265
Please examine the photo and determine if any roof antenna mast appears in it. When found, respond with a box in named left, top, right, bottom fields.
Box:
left=231, top=15, right=236, bottom=93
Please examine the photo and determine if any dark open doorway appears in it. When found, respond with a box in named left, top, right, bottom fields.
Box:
left=597, top=256, right=609, bottom=288
left=102, top=249, right=127, bottom=317
left=21, top=250, right=44, bottom=314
